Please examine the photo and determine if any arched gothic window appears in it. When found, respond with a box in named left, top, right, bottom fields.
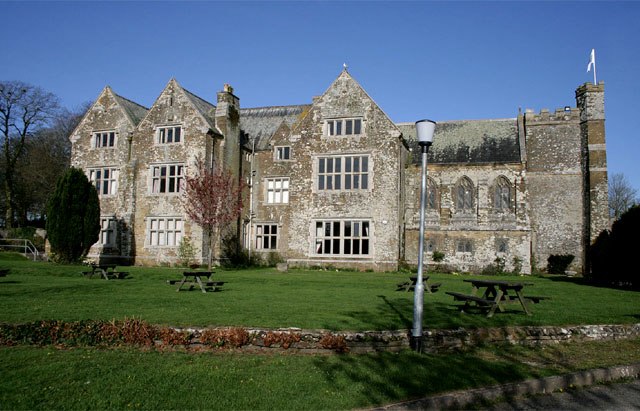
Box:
left=494, top=176, right=512, bottom=212
left=455, top=177, right=474, bottom=212
left=427, top=177, right=438, bottom=210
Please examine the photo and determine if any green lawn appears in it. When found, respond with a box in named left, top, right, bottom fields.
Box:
left=0, top=253, right=638, bottom=330
left=1, top=253, right=639, bottom=410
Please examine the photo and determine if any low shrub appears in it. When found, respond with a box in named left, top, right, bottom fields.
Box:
left=319, top=333, right=349, bottom=353
left=262, top=331, right=301, bottom=349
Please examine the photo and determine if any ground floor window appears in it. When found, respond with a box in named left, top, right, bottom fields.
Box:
left=147, top=217, right=183, bottom=246
left=314, top=219, right=370, bottom=256
left=255, top=224, right=278, bottom=250
left=99, top=217, right=117, bottom=246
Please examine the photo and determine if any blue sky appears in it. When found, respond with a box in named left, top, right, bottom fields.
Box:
left=2, top=1, right=639, bottom=190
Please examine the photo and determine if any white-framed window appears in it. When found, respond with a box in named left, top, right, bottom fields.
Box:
left=151, top=164, right=184, bottom=194
left=317, top=155, right=369, bottom=191
left=265, top=177, right=289, bottom=204
left=93, top=131, right=116, bottom=148
left=89, top=167, right=119, bottom=196
left=255, top=224, right=278, bottom=250
left=99, top=217, right=117, bottom=247
left=326, top=118, right=362, bottom=136
left=147, top=217, right=183, bottom=247
left=314, top=219, right=371, bottom=256
left=275, top=146, right=291, bottom=161
left=156, top=125, right=182, bottom=144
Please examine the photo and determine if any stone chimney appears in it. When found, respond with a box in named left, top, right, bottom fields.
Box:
left=215, top=84, right=241, bottom=171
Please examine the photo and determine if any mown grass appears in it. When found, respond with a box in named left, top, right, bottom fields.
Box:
left=1, top=252, right=639, bottom=409
left=0, top=253, right=638, bottom=330
left=1, top=338, right=639, bottom=410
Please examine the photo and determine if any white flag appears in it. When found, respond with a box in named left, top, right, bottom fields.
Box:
left=587, top=49, right=595, bottom=72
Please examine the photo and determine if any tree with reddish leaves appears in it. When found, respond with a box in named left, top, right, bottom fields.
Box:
left=182, top=158, right=244, bottom=270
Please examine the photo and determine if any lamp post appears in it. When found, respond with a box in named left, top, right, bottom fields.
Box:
left=411, top=119, right=436, bottom=352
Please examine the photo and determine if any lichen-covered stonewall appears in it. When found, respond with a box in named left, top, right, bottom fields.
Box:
left=70, top=69, right=608, bottom=274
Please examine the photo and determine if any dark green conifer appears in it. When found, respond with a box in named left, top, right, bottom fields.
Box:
left=46, top=167, right=100, bottom=263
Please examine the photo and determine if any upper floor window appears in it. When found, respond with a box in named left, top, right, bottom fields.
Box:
left=89, top=167, right=118, bottom=196
left=151, top=164, right=184, bottom=194
left=99, top=217, right=117, bottom=247
left=275, top=146, right=291, bottom=161
left=317, top=155, right=369, bottom=191
left=156, top=125, right=182, bottom=144
left=427, top=177, right=438, bottom=210
left=455, top=176, right=474, bottom=212
left=314, top=219, right=370, bottom=256
left=255, top=224, right=278, bottom=250
left=266, top=177, right=289, bottom=204
left=494, top=176, right=512, bottom=211
left=147, top=217, right=183, bottom=247
left=93, top=131, right=116, bottom=148
left=326, top=118, right=362, bottom=136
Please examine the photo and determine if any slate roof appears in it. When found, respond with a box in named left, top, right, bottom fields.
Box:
left=240, top=105, right=311, bottom=150
left=397, top=118, right=522, bottom=164
left=182, top=88, right=217, bottom=130
left=112, top=93, right=148, bottom=126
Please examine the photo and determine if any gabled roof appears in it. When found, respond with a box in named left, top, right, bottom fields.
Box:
left=397, top=118, right=521, bottom=164
left=240, top=105, right=311, bottom=150
left=112, top=92, right=148, bottom=126
left=182, top=87, right=216, bottom=130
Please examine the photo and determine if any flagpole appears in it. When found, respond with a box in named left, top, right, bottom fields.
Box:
left=592, top=49, right=597, bottom=85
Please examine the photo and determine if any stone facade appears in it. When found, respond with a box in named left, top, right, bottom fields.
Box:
left=69, top=70, right=608, bottom=274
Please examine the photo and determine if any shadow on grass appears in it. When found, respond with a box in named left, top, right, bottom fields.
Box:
left=311, top=348, right=533, bottom=407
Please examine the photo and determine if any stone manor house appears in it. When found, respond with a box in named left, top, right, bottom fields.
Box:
left=69, top=69, right=609, bottom=274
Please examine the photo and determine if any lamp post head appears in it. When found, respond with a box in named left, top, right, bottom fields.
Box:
left=415, top=119, right=436, bottom=147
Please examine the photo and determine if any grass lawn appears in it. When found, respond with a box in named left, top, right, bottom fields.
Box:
left=0, top=252, right=639, bottom=409
left=0, top=253, right=638, bottom=330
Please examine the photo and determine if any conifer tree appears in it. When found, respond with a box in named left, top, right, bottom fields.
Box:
left=46, top=167, right=100, bottom=262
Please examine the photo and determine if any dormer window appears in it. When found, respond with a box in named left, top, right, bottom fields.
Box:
left=156, top=125, right=182, bottom=144
left=93, top=131, right=116, bottom=148
left=275, top=146, right=291, bottom=161
left=326, top=118, right=362, bottom=136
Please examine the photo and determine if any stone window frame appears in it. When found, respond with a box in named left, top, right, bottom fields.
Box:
left=456, top=239, right=473, bottom=254
left=426, top=176, right=439, bottom=212
left=89, top=167, right=119, bottom=197
left=274, top=146, right=291, bottom=161
left=155, top=125, right=183, bottom=145
left=316, top=154, right=370, bottom=192
left=454, top=176, right=475, bottom=213
left=255, top=223, right=279, bottom=250
left=492, top=175, right=513, bottom=212
left=265, top=177, right=289, bottom=204
left=146, top=216, right=183, bottom=247
left=93, top=130, right=117, bottom=148
left=324, top=117, right=363, bottom=137
left=99, top=216, right=117, bottom=247
left=496, top=238, right=509, bottom=254
left=149, top=163, right=184, bottom=195
left=313, top=219, right=372, bottom=257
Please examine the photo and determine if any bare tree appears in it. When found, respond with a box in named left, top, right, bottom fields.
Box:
left=13, top=105, right=88, bottom=225
left=609, top=172, right=638, bottom=221
left=182, top=158, right=244, bottom=270
left=0, top=81, right=60, bottom=228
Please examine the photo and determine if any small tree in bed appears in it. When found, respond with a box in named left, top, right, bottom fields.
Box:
left=182, top=158, right=244, bottom=270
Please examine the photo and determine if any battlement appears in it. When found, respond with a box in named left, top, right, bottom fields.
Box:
left=524, top=106, right=580, bottom=123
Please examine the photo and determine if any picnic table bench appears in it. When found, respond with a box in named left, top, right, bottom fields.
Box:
left=170, top=271, right=224, bottom=293
left=446, top=278, right=548, bottom=317
left=397, top=276, right=441, bottom=293
left=82, top=263, right=129, bottom=280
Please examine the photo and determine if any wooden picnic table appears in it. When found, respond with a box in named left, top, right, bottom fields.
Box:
left=170, top=271, right=224, bottom=293
left=82, top=263, right=128, bottom=280
left=397, top=276, right=441, bottom=293
left=446, top=278, right=548, bottom=317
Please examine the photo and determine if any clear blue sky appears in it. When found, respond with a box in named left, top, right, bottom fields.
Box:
left=2, top=1, right=639, bottom=191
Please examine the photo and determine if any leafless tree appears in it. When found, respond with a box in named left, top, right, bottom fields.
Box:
left=609, top=172, right=638, bottom=221
left=182, top=158, right=244, bottom=270
left=0, top=81, right=60, bottom=228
